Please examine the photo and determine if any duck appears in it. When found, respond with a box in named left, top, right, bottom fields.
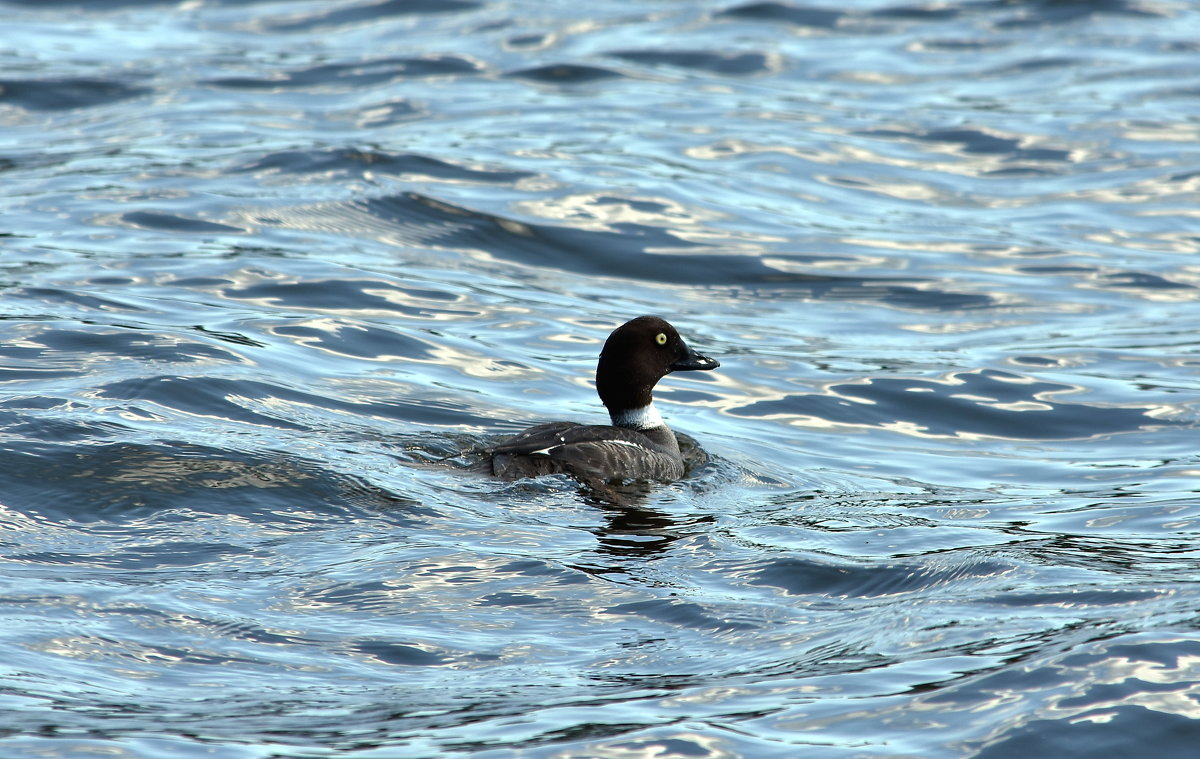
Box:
left=490, top=316, right=720, bottom=485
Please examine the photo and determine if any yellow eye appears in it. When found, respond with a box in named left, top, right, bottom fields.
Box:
left=655, top=332, right=668, bottom=346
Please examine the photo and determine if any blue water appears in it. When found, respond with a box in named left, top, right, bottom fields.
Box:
left=2, top=0, right=1199, bottom=757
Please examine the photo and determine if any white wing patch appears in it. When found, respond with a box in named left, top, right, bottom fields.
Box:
left=604, top=439, right=653, bottom=451
left=530, top=435, right=655, bottom=457
left=530, top=433, right=569, bottom=457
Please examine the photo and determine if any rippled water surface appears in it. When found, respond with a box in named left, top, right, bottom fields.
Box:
left=3, top=0, right=1199, bottom=757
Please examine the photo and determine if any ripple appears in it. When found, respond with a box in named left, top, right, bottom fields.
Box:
left=608, top=50, right=774, bottom=76
left=729, top=369, right=1183, bottom=441
left=717, top=2, right=846, bottom=29
left=95, top=375, right=496, bottom=430
left=352, top=640, right=458, bottom=667
left=23, top=326, right=241, bottom=363
left=0, top=440, right=375, bottom=524
left=861, top=126, right=1074, bottom=163
left=238, top=149, right=534, bottom=184
left=120, top=212, right=246, bottom=234
left=222, top=277, right=472, bottom=318
left=10, top=287, right=147, bottom=313
left=14, top=541, right=255, bottom=571
left=251, top=192, right=996, bottom=310
left=505, top=63, right=628, bottom=84
left=604, top=598, right=762, bottom=632
left=992, top=0, right=1166, bottom=29
left=0, top=77, right=149, bottom=111
left=746, top=555, right=1013, bottom=598
left=264, top=0, right=483, bottom=32
left=206, top=55, right=481, bottom=90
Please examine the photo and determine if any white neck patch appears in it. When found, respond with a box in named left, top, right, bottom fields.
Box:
left=611, top=403, right=664, bottom=430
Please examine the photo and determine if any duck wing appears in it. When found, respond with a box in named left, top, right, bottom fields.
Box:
left=490, top=423, right=683, bottom=482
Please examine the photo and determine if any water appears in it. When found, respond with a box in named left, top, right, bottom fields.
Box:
left=2, top=0, right=1198, bottom=757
